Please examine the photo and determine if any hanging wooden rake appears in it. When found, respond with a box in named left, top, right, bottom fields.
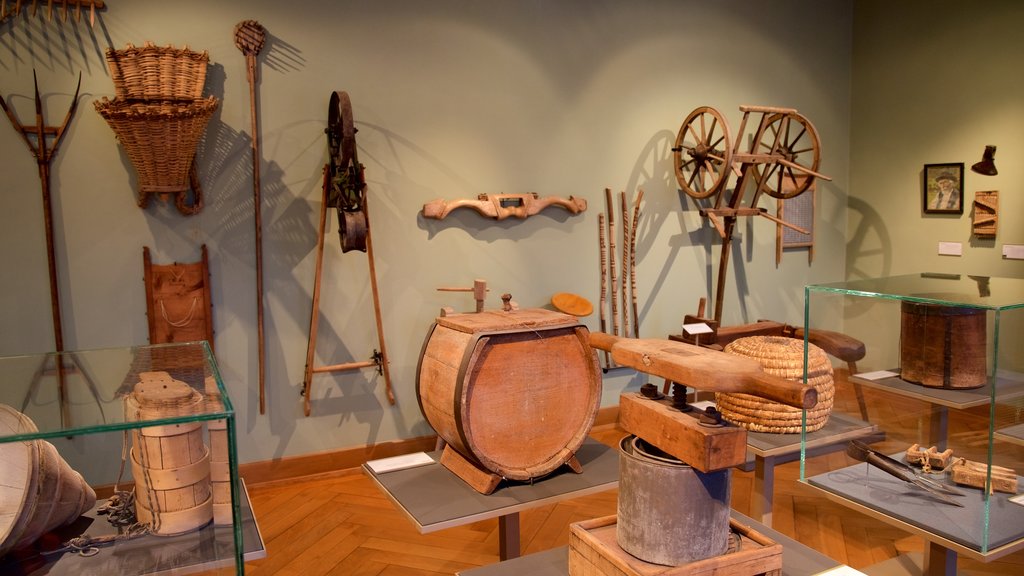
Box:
left=234, top=20, right=269, bottom=414
left=1, top=71, right=101, bottom=428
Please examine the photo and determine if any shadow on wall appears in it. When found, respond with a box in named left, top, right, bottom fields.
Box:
left=624, top=129, right=712, bottom=334
left=845, top=195, right=893, bottom=318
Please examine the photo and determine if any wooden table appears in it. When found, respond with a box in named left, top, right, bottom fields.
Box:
left=362, top=438, right=618, bottom=560
left=740, top=411, right=880, bottom=527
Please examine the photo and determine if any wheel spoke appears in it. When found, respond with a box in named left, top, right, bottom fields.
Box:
left=699, top=113, right=707, bottom=142
left=783, top=165, right=799, bottom=190
left=686, top=123, right=702, bottom=145
left=790, top=124, right=807, bottom=145
left=687, top=167, right=700, bottom=188
left=709, top=135, right=727, bottom=151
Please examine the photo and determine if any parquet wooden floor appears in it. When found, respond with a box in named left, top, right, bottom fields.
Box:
left=214, top=372, right=1024, bottom=575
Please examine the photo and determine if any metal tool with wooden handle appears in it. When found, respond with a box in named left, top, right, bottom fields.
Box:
left=588, top=332, right=817, bottom=409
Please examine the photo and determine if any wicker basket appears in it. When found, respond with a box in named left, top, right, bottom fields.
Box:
left=96, top=42, right=218, bottom=214
left=106, top=43, right=210, bottom=101
left=716, top=336, right=834, bottom=433
left=95, top=98, right=218, bottom=200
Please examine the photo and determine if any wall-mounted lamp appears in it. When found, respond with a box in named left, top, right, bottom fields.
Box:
left=971, top=145, right=998, bottom=176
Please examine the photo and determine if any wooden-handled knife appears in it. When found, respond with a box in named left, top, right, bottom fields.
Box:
left=588, top=332, right=817, bottom=410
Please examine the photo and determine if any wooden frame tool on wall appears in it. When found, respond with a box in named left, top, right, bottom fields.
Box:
left=143, top=246, right=214, bottom=349
left=776, top=180, right=815, bottom=266
left=972, top=190, right=997, bottom=238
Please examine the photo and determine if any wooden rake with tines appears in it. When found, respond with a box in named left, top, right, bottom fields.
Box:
left=234, top=20, right=269, bottom=414
left=0, top=0, right=106, bottom=26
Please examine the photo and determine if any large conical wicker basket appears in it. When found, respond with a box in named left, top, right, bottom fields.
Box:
left=0, top=404, right=97, bottom=557
left=717, top=336, right=834, bottom=433
left=95, top=42, right=219, bottom=213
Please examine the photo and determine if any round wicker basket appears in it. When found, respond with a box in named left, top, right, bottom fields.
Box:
left=717, top=336, right=834, bottom=433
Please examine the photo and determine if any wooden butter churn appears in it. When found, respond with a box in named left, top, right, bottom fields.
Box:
left=417, top=298, right=602, bottom=494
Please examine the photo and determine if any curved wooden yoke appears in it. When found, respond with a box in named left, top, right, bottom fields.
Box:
left=422, top=193, right=587, bottom=221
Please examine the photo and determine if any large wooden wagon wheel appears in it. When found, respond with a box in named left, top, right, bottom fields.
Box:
left=672, top=106, right=732, bottom=199
left=327, top=90, right=368, bottom=253
left=750, top=111, right=821, bottom=200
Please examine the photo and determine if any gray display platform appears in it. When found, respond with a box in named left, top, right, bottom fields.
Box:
left=363, top=438, right=619, bottom=559
left=740, top=411, right=881, bottom=526
left=807, top=459, right=1024, bottom=554
left=996, top=422, right=1024, bottom=447
left=456, top=510, right=844, bottom=576
left=850, top=372, right=1024, bottom=409
left=0, top=479, right=266, bottom=575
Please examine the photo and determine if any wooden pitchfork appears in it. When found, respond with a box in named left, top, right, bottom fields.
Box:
left=234, top=20, right=268, bottom=414
left=1, top=70, right=93, bottom=428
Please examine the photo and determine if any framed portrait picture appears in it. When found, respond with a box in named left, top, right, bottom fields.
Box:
left=923, top=163, right=965, bottom=215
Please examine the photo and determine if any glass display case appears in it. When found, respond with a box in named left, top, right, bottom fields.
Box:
left=0, top=341, right=254, bottom=575
left=800, top=274, right=1024, bottom=573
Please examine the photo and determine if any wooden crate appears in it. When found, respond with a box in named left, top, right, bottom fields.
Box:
left=569, top=515, right=782, bottom=576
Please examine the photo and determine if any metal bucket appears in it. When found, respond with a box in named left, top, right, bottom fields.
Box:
left=617, top=435, right=731, bottom=566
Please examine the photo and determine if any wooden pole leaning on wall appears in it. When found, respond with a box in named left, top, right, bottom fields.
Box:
left=596, top=188, right=644, bottom=368
left=234, top=20, right=268, bottom=414
left=1, top=71, right=81, bottom=428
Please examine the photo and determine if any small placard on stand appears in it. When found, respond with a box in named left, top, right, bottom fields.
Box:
left=683, top=322, right=714, bottom=347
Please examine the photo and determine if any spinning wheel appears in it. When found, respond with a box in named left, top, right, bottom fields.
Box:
left=303, top=90, right=395, bottom=416
left=673, top=105, right=825, bottom=203
left=672, top=106, right=732, bottom=199
left=671, top=104, right=830, bottom=324
left=751, top=111, right=821, bottom=200
left=327, top=91, right=368, bottom=253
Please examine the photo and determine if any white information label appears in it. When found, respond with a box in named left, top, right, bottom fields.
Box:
left=683, top=322, right=714, bottom=335
left=938, top=241, right=962, bottom=256
left=366, top=452, right=435, bottom=474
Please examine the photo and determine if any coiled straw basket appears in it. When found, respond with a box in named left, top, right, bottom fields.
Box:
left=717, top=336, right=834, bottom=433
left=95, top=43, right=219, bottom=213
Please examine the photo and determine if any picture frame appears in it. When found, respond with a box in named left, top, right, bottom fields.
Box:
left=923, top=163, right=964, bottom=215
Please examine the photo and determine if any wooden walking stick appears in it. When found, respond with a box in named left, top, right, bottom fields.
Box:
left=629, top=188, right=643, bottom=338
left=620, top=191, right=630, bottom=340
left=605, top=188, right=619, bottom=339
left=234, top=20, right=268, bottom=414
left=1, top=70, right=81, bottom=428
left=598, top=213, right=608, bottom=367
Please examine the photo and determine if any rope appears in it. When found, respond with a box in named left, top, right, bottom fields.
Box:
left=159, top=296, right=198, bottom=327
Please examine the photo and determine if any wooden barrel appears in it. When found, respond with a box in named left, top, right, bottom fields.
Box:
left=125, top=371, right=212, bottom=535
left=416, top=308, right=601, bottom=482
left=617, top=435, right=731, bottom=566
left=0, top=404, right=96, bottom=557
left=900, top=302, right=987, bottom=389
